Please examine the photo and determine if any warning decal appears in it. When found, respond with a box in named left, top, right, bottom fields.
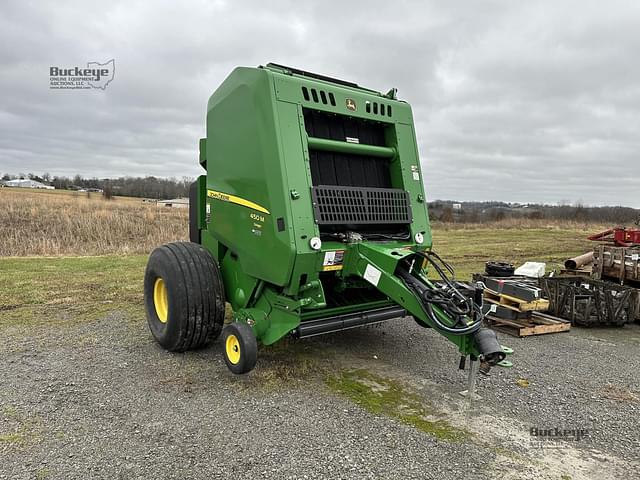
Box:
left=322, top=250, right=345, bottom=271
left=363, top=264, right=382, bottom=286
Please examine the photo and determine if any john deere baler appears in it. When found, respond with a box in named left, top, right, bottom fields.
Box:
left=144, top=63, right=505, bottom=374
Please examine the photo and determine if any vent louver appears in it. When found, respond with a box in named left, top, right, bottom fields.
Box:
left=365, top=101, right=392, bottom=117
left=301, top=86, right=336, bottom=106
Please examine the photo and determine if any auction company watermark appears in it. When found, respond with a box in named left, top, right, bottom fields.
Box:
left=529, top=425, right=591, bottom=449
left=49, top=59, right=115, bottom=90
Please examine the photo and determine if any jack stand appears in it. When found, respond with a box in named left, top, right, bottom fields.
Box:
left=459, top=356, right=481, bottom=400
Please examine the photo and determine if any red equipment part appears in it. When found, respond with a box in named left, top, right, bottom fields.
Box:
left=588, top=227, right=640, bottom=247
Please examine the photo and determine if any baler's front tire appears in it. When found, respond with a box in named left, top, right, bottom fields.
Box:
left=144, top=242, right=225, bottom=352
left=222, top=322, right=257, bottom=374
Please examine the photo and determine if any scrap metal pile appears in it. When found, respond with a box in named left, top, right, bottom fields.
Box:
left=480, top=223, right=640, bottom=335
left=539, top=276, right=638, bottom=327
left=561, top=223, right=640, bottom=325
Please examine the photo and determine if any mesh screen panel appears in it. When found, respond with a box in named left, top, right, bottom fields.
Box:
left=311, top=185, right=412, bottom=225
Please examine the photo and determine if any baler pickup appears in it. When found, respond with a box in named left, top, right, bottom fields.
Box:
left=143, top=62, right=507, bottom=376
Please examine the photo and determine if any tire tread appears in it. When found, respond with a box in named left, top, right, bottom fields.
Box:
left=144, top=241, right=225, bottom=352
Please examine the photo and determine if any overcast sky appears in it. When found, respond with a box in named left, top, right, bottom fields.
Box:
left=1, top=1, right=638, bottom=207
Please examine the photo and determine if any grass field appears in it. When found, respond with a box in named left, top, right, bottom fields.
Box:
left=430, top=222, right=597, bottom=278
left=0, top=187, right=600, bottom=323
left=1, top=229, right=596, bottom=327
left=0, top=255, right=145, bottom=327
left=0, top=188, right=187, bottom=256
left=1, top=187, right=600, bottom=260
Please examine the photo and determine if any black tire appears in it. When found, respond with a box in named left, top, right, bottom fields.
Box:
left=144, top=242, right=225, bottom=352
left=485, top=261, right=515, bottom=277
left=222, top=322, right=257, bottom=374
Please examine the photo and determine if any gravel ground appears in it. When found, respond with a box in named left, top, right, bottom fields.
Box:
left=1, top=311, right=639, bottom=480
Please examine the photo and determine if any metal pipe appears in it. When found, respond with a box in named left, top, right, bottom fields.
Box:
left=564, top=251, right=594, bottom=270
left=307, top=136, right=396, bottom=158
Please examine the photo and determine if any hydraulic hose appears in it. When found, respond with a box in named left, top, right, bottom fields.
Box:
left=397, top=250, right=484, bottom=336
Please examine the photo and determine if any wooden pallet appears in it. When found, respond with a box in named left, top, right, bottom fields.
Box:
left=487, top=312, right=571, bottom=337
left=560, top=267, right=593, bottom=276
left=484, top=289, right=550, bottom=312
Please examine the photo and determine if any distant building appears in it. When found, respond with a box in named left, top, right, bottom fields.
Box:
left=157, top=198, right=189, bottom=208
left=4, top=179, right=55, bottom=189
left=452, top=203, right=462, bottom=210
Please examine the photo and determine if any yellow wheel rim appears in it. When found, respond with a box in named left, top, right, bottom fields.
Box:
left=153, top=277, right=169, bottom=323
left=226, top=334, right=241, bottom=364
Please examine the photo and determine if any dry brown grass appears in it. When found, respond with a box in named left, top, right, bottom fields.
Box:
left=0, top=188, right=188, bottom=256
left=432, top=217, right=609, bottom=231
left=0, top=187, right=606, bottom=259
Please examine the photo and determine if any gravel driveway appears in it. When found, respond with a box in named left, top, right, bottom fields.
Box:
left=2, top=310, right=638, bottom=480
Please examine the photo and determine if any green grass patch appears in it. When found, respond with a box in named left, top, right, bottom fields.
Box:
left=0, top=254, right=147, bottom=326
left=36, top=468, right=50, bottom=480
left=237, top=339, right=331, bottom=390
left=0, top=409, right=43, bottom=446
left=326, top=369, right=469, bottom=441
left=0, top=432, right=27, bottom=443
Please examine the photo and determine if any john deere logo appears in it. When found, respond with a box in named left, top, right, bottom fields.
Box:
left=346, top=98, right=356, bottom=111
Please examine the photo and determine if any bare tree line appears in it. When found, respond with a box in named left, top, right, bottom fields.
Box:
left=1, top=172, right=193, bottom=200
left=3, top=172, right=637, bottom=223
left=429, top=201, right=639, bottom=224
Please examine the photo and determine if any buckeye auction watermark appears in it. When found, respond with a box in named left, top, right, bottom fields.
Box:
left=49, top=59, right=115, bottom=90
left=529, top=425, right=591, bottom=448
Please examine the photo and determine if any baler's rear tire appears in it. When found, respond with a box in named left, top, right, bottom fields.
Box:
left=144, top=242, right=225, bottom=352
left=222, top=322, right=257, bottom=374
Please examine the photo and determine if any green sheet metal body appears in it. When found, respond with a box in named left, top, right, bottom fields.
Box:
left=193, top=64, right=478, bottom=357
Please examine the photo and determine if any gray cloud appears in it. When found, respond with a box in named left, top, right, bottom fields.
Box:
left=0, top=0, right=638, bottom=206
